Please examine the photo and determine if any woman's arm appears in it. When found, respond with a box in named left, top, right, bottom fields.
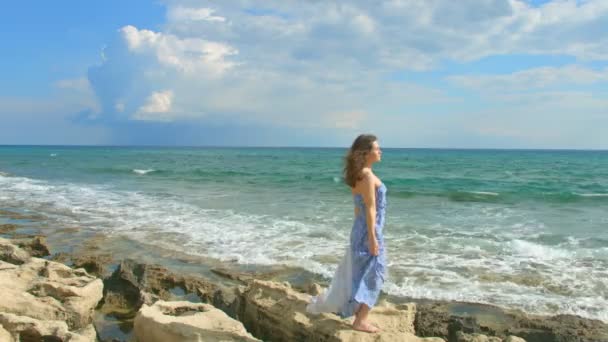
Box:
left=361, top=172, right=379, bottom=256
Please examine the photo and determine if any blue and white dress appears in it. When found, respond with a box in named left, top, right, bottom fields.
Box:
left=307, top=183, right=388, bottom=318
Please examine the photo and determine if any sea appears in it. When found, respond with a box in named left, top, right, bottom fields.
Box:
left=0, top=146, right=606, bottom=322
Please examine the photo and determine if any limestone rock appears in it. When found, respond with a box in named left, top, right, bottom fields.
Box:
left=0, top=324, right=14, bottom=342
left=237, top=279, right=444, bottom=342
left=0, top=312, right=96, bottom=342
left=100, top=259, right=223, bottom=319
left=0, top=237, right=31, bottom=264
left=12, top=235, right=50, bottom=257
left=0, top=238, right=103, bottom=340
left=134, top=300, right=259, bottom=342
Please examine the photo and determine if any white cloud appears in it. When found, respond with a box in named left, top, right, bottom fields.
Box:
left=52, top=77, right=101, bottom=117
left=80, top=0, right=608, bottom=148
left=121, top=25, right=237, bottom=76
left=168, top=6, right=226, bottom=22
left=448, top=65, right=608, bottom=92
left=133, top=90, right=175, bottom=122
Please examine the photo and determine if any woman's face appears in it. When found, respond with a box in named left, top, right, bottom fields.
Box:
left=368, top=141, right=382, bottom=163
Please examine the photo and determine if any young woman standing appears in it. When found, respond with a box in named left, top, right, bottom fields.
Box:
left=307, top=134, right=387, bottom=333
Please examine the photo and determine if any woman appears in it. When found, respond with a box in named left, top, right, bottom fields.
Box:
left=307, top=134, right=387, bottom=333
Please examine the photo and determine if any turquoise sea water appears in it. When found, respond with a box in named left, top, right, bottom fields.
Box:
left=1, top=146, right=607, bottom=321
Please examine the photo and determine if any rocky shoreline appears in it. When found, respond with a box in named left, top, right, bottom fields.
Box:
left=1, top=210, right=607, bottom=342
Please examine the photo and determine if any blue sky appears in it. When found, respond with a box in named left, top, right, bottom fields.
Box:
left=1, top=0, right=607, bottom=149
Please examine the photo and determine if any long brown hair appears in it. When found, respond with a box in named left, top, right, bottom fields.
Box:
left=343, top=134, right=377, bottom=188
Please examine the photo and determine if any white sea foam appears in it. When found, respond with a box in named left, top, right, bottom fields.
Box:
left=132, top=169, right=156, bottom=175
left=469, top=191, right=499, bottom=196
left=510, top=239, right=572, bottom=260
left=0, top=174, right=607, bottom=323
left=575, top=193, right=608, bottom=197
left=50, top=153, right=57, bottom=157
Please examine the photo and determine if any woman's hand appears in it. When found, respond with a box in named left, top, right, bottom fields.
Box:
left=369, top=238, right=379, bottom=256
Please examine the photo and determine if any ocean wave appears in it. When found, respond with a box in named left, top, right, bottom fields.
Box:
left=1, top=173, right=607, bottom=323
left=510, top=239, right=572, bottom=260
left=447, top=190, right=503, bottom=203
left=388, top=188, right=608, bottom=204
left=468, top=191, right=499, bottom=196
left=132, top=169, right=156, bottom=175
left=575, top=193, right=608, bottom=197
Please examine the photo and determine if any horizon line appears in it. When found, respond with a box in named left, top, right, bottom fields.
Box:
left=0, top=144, right=607, bottom=152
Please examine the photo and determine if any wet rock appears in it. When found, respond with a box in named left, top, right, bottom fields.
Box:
left=0, top=209, right=46, bottom=221
left=211, top=267, right=253, bottom=282
left=0, top=223, right=18, bottom=234
left=507, top=314, right=608, bottom=342
left=134, top=300, right=260, bottom=342
left=415, top=303, right=454, bottom=338
left=72, top=253, right=113, bottom=278
left=49, top=252, right=72, bottom=264
left=505, top=336, right=526, bottom=342
left=455, top=331, right=502, bottom=342
left=415, top=301, right=607, bottom=342
left=12, top=235, right=50, bottom=257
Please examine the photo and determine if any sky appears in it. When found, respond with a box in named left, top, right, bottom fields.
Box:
left=0, top=0, right=607, bottom=149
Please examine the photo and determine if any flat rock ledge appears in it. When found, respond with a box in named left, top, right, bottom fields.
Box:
left=236, top=279, right=446, bottom=342
left=0, top=237, right=103, bottom=341
left=134, top=300, right=260, bottom=342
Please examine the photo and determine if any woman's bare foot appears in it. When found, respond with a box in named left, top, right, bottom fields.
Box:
left=352, top=321, right=380, bottom=333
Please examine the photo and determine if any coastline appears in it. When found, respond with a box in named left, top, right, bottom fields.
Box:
left=1, top=207, right=607, bottom=342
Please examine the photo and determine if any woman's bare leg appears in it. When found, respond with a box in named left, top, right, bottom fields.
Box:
left=352, top=304, right=379, bottom=333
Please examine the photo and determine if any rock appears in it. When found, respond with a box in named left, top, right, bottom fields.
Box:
left=0, top=209, right=45, bottom=221
left=100, top=259, right=223, bottom=319
left=0, top=238, right=103, bottom=335
left=415, top=303, right=477, bottom=339
left=134, top=300, right=259, bottom=342
left=0, top=324, right=14, bottom=342
left=307, top=282, right=323, bottom=296
left=455, top=331, right=502, bottom=342
left=50, top=252, right=72, bottom=263
left=414, top=301, right=608, bottom=342
left=72, top=253, right=113, bottom=277
left=505, top=336, right=526, bottom=342
left=74, top=324, right=98, bottom=342
left=0, top=312, right=96, bottom=342
left=0, top=237, right=31, bottom=264
left=211, top=285, right=241, bottom=319
left=237, top=279, right=444, bottom=342
left=12, top=235, right=50, bottom=257
left=507, top=313, right=608, bottom=342
left=0, top=223, right=18, bottom=234
left=211, top=267, right=253, bottom=282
